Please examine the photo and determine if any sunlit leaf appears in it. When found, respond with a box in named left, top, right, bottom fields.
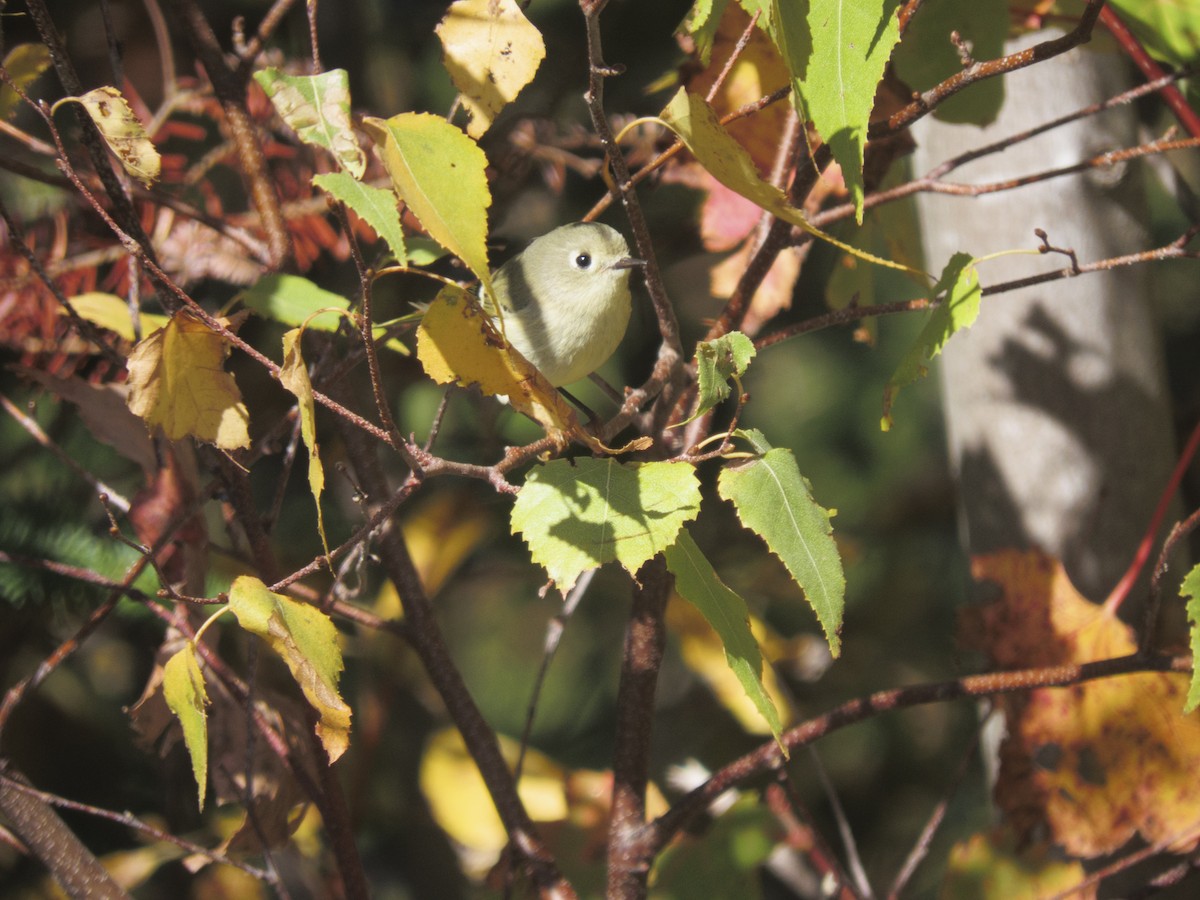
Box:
left=511, top=458, right=702, bottom=592
left=882, top=251, right=980, bottom=430
left=436, top=0, right=545, bottom=139
left=125, top=312, right=251, bottom=450
left=60, top=291, right=169, bottom=341
left=227, top=576, right=351, bottom=762
left=61, top=86, right=161, bottom=186
left=964, top=550, right=1200, bottom=857
left=253, top=67, right=365, bottom=178
left=163, top=644, right=209, bottom=809
left=279, top=329, right=329, bottom=561
left=758, top=0, right=901, bottom=222
left=362, top=112, right=493, bottom=294
left=719, top=429, right=843, bottom=656
left=312, top=171, right=407, bottom=265
left=665, top=529, right=783, bottom=743
left=1181, top=563, right=1200, bottom=711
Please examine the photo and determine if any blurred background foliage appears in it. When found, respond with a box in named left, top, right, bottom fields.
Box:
left=1, top=0, right=1198, bottom=897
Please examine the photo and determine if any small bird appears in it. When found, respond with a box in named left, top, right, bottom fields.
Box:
left=484, top=222, right=644, bottom=388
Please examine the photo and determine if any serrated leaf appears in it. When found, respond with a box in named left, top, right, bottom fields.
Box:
left=678, top=0, right=733, bottom=64
left=163, top=644, right=209, bottom=809
left=666, top=528, right=783, bottom=744
left=436, top=0, right=545, bottom=139
left=719, top=430, right=843, bottom=656
left=362, top=112, right=493, bottom=295
left=227, top=576, right=351, bottom=762
left=882, top=251, right=980, bottom=431
left=66, top=86, right=161, bottom=186
left=759, top=0, right=901, bottom=222
left=312, top=171, right=406, bottom=265
left=0, top=43, right=52, bottom=120
left=1184, top=564, right=1200, bottom=712
left=511, top=458, right=702, bottom=592
left=254, top=67, right=365, bottom=178
left=279, top=330, right=329, bottom=561
left=60, top=291, right=169, bottom=341
left=684, top=331, right=756, bottom=425
left=125, top=312, right=251, bottom=450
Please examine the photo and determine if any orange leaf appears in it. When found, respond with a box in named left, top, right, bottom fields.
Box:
left=964, top=549, right=1200, bottom=857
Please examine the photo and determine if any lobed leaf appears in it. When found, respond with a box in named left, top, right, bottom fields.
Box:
left=254, top=67, right=365, bottom=178
left=227, top=576, right=351, bottom=762
left=125, top=312, right=251, bottom=450
left=511, top=458, right=702, bottom=592
left=665, top=529, right=783, bottom=744
left=163, top=644, right=209, bottom=809
left=719, top=429, right=844, bottom=655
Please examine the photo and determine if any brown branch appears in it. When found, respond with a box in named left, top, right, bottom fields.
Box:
left=332, top=386, right=573, bottom=898
left=869, top=0, right=1107, bottom=140
left=165, top=0, right=293, bottom=269
left=646, top=652, right=1191, bottom=857
left=0, top=762, right=129, bottom=900
left=605, top=558, right=672, bottom=900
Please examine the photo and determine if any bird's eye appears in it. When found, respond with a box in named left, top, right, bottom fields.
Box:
left=573, top=252, right=592, bottom=270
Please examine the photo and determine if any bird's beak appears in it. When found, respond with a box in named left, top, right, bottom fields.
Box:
left=612, top=256, right=646, bottom=271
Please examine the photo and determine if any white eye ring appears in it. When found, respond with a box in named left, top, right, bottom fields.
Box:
left=572, top=251, right=593, bottom=270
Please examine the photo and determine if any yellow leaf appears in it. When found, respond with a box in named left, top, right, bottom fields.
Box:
left=941, top=829, right=1091, bottom=900
left=61, top=291, right=169, bottom=341
left=0, top=44, right=52, bottom=120
left=163, top=644, right=209, bottom=810
left=361, top=112, right=493, bottom=294
left=125, top=312, right=251, bottom=450
left=66, top=86, right=161, bottom=186
left=416, top=284, right=579, bottom=447
left=964, top=550, right=1200, bottom=857
left=436, top=0, right=546, bottom=139
left=227, top=576, right=351, bottom=762
left=278, top=329, right=329, bottom=561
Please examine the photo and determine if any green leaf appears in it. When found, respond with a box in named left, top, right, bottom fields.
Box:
left=1184, top=564, right=1200, bottom=712
left=511, top=458, right=702, bottom=592
left=891, top=0, right=1007, bottom=124
left=1107, top=0, right=1200, bottom=68
left=719, top=430, right=844, bottom=656
left=760, top=0, right=902, bottom=223
left=163, top=644, right=209, bottom=809
left=240, top=274, right=351, bottom=331
left=279, top=330, right=329, bottom=562
left=678, top=0, right=732, bottom=64
left=882, top=251, right=980, bottom=430
left=313, top=171, right=407, bottom=266
left=253, top=67, right=365, bottom=178
left=665, top=529, right=783, bottom=743
left=0, top=44, right=52, bottom=120
left=227, top=576, right=351, bottom=762
left=362, top=113, right=494, bottom=296
left=685, top=332, right=756, bottom=425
